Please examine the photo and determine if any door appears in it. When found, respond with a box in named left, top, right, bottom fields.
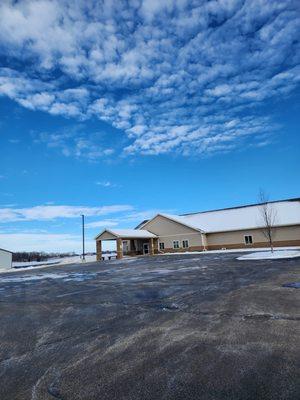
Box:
left=122, top=241, right=129, bottom=255
left=143, top=243, right=149, bottom=255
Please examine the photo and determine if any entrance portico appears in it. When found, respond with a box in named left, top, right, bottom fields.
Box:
left=95, top=229, right=158, bottom=260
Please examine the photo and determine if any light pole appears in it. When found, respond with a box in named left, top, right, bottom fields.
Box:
left=81, top=214, right=85, bottom=261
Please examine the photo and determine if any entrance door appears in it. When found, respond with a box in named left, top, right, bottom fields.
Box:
left=143, top=243, right=149, bottom=255
left=122, top=241, right=129, bottom=255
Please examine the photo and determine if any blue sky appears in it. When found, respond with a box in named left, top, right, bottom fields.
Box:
left=0, top=0, right=299, bottom=252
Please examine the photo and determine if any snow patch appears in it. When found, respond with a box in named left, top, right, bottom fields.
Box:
left=12, top=254, right=98, bottom=269
left=160, top=246, right=300, bottom=256
left=237, top=250, right=300, bottom=260
left=0, top=272, right=97, bottom=283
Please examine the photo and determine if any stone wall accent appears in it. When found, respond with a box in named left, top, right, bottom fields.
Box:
left=96, top=240, right=102, bottom=261
left=116, top=238, right=123, bottom=259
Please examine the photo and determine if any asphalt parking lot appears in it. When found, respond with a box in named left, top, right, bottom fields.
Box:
left=0, top=252, right=299, bottom=400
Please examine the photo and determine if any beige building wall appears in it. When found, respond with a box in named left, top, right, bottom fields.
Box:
left=96, top=233, right=143, bottom=252
left=96, top=231, right=117, bottom=241
left=96, top=219, right=300, bottom=258
left=143, top=215, right=204, bottom=251
left=206, top=225, right=300, bottom=249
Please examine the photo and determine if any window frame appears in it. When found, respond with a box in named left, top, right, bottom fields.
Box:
left=244, top=235, right=253, bottom=245
left=173, top=240, right=180, bottom=249
left=159, top=242, right=165, bottom=250
left=182, top=239, right=189, bottom=249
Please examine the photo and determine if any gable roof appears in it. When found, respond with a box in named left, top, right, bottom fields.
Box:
left=135, top=219, right=149, bottom=230
left=180, top=197, right=300, bottom=216
left=138, top=199, right=300, bottom=234
left=178, top=199, right=300, bottom=233
left=156, top=213, right=204, bottom=233
left=138, top=213, right=205, bottom=233
left=0, top=248, right=13, bottom=254
left=95, top=229, right=157, bottom=240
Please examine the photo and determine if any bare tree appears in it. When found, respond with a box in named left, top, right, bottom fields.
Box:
left=258, top=189, right=277, bottom=252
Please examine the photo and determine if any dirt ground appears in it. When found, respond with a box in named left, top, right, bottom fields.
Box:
left=0, top=252, right=299, bottom=399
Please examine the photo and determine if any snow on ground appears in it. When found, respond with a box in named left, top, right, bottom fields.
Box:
left=57, top=254, right=97, bottom=264
left=2, top=247, right=300, bottom=274
left=10, top=253, right=119, bottom=270
left=0, top=271, right=98, bottom=283
left=3, top=254, right=114, bottom=273
left=12, top=259, right=63, bottom=268
left=237, top=250, right=300, bottom=260
left=12, top=255, right=97, bottom=269
left=161, top=246, right=300, bottom=256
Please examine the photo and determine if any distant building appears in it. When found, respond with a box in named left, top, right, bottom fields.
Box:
left=0, top=248, right=13, bottom=269
left=95, top=198, right=300, bottom=260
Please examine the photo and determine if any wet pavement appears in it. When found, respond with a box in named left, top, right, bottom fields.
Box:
left=0, top=252, right=299, bottom=399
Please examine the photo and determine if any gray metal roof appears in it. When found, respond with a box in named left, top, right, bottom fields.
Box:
left=0, top=248, right=13, bottom=254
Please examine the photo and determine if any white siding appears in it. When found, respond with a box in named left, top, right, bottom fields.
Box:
left=0, top=250, right=12, bottom=270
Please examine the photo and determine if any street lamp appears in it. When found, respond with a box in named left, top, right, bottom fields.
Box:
left=81, top=214, right=85, bottom=261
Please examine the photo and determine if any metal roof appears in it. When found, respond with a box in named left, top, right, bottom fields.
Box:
left=95, top=229, right=157, bottom=240
left=137, top=198, right=300, bottom=234
left=180, top=197, right=300, bottom=216
left=178, top=199, right=300, bottom=233
left=0, top=248, right=13, bottom=254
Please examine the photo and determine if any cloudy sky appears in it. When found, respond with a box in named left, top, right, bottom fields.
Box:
left=0, top=0, right=299, bottom=252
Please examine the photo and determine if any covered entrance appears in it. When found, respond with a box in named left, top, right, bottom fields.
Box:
left=143, top=243, right=149, bottom=255
left=95, top=229, right=158, bottom=260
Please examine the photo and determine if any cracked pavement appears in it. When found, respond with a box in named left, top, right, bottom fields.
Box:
left=0, top=252, right=300, bottom=399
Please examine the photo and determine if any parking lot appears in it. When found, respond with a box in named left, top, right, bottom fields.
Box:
left=0, top=252, right=299, bottom=399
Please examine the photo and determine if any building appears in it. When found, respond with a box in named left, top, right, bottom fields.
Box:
left=0, top=248, right=13, bottom=270
left=95, top=198, right=300, bottom=260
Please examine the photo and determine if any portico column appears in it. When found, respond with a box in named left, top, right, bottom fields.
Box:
left=96, top=240, right=102, bottom=261
left=116, top=238, right=123, bottom=259
left=149, top=238, right=154, bottom=255
left=153, top=238, right=158, bottom=254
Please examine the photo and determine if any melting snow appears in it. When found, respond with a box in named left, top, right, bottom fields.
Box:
left=237, top=250, right=300, bottom=260
left=0, top=272, right=97, bottom=283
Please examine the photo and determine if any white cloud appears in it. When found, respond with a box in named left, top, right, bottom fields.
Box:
left=85, top=219, right=118, bottom=228
left=119, top=209, right=169, bottom=223
left=36, top=125, right=115, bottom=161
left=0, top=0, right=299, bottom=156
left=0, top=204, right=133, bottom=222
left=95, top=181, right=117, bottom=188
left=0, top=233, right=95, bottom=253
left=86, top=208, right=174, bottom=230
left=0, top=206, right=176, bottom=252
left=19, top=92, right=55, bottom=109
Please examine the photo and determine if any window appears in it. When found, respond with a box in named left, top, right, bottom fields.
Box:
left=159, top=242, right=165, bottom=250
left=173, top=240, right=180, bottom=249
left=182, top=240, right=189, bottom=249
left=244, top=235, right=253, bottom=245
